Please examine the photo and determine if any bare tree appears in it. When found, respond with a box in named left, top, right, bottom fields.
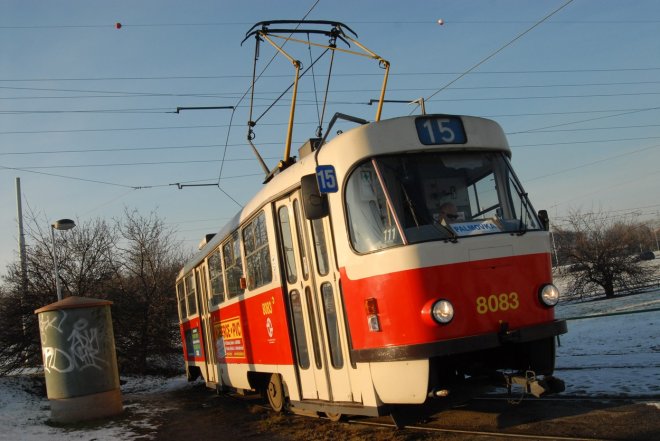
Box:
left=0, top=211, right=117, bottom=374
left=110, top=208, right=186, bottom=373
left=0, top=208, right=186, bottom=376
left=556, top=209, right=654, bottom=299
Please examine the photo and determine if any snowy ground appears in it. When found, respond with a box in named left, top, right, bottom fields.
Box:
left=555, top=291, right=660, bottom=397
left=1, top=291, right=659, bottom=440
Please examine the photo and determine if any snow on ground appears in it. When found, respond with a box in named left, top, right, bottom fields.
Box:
left=0, top=374, right=190, bottom=441
left=555, top=293, right=660, bottom=397
left=1, top=291, right=659, bottom=440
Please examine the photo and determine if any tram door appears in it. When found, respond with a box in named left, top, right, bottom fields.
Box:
left=275, top=194, right=353, bottom=403
left=195, top=264, right=217, bottom=385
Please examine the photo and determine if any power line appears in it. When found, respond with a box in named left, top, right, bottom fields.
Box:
left=509, top=107, right=660, bottom=135
left=511, top=123, right=660, bottom=134
left=546, top=169, right=660, bottom=210
left=523, top=142, right=660, bottom=183
left=423, top=0, right=575, bottom=105
left=215, top=0, right=321, bottom=185
left=2, top=19, right=658, bottom=30
left=4, top=91, right=660, bottom=119
left=5, top=78, right=659, bottom=97
left=2, top=67, right=660, bottom=83
left=12, top=157, right=281, bottom=169
left=0, top=164, right=137, bottom=189
left=3, top=133, right=658, bottom=159
left=0, top=121, right=320, bottom=135
left=511, top=135, right=660, bottom=148
left=4, top=91, right=660, bottom=107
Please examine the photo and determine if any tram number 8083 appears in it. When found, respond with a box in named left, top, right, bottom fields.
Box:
left=476, top=292, right=520, bottom=314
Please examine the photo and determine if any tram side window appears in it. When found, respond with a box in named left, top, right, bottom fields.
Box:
left=321, top=283, right=344, bottom=369
left=223, top=231, right=245, bottom=298
left=289, top=290, right=310, bottom=369
left=310, top=218, right=329, bottom=276
left=208, top=249, right=225, bottom=306
left=278, top=206, right=297, bottom=284
left=293, top=200, right=309, bottom=280
left=184, top=273, right=197, bottom=316
left=243, top=211, right=273, bottom=290
left=176, top=281, right=186, bottom=319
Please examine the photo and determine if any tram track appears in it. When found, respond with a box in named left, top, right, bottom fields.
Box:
left=214, top=388, right=659, bottom=440
left=342, top=418, right=615, bottom=441
left=475, top=394, right=660, bottom=403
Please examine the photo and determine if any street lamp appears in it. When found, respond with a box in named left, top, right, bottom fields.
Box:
left=51, top=218, right=76, bottom=301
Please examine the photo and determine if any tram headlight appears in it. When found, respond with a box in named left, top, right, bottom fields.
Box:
left=431, top=299, right=454, bottom=324
left=539, top=284, right=560, bottom=307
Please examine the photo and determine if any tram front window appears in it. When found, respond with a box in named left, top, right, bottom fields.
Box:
left=345, top=152, right=541, bottom=253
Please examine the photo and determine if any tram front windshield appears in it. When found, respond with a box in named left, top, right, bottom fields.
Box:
left=345, top=152, right=542, bottom=253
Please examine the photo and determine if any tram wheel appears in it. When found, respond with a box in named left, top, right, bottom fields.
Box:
left=266, top=373, right=286, bottom=412
left=325, top=412, right=344, bottom=422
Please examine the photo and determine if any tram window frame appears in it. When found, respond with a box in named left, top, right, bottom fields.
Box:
left=310, top=218, right=330, bottom=276
left=344, top=160, right=404, bottom=254
left=223, top=231, right=245, bottom=298
left=289, top=290, right=310, bottom=369
left=207, top=248, right=225, bottom=307
left=176, top=281, right=186, bottom=319
left=242, top=210, right=273, bottom=290
left=305, top=287, right=323, bottom=370
left=184, top=273, right=197, bottom=316
left=293, top=199, right=310, bottom=281
left=321, top=282, right=344, bottom=369
left=277, top=206, right=298, bottom=284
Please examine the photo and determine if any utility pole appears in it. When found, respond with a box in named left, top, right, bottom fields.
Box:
left=16, top=177, right=29, bottom=365
left=16, top=178, right=27, bottom=297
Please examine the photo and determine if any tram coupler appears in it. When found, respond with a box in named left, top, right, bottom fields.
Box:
left=502, top=371, right=565, bottom=398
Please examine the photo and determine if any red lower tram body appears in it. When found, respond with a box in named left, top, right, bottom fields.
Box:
left=180, top=245, right=566, bottom=414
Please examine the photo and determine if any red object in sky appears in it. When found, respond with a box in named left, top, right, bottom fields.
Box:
left=115, top=22, right=122, bottom=29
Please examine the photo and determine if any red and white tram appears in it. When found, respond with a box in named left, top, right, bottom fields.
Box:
left=175, top=21, right=566, bottom=421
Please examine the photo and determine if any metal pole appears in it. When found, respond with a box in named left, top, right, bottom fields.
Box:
left=16, top=177, right=29, bottom=365
left=16, top=178, right=27, bottom=296
left=51, top=226, right=62, bottom=301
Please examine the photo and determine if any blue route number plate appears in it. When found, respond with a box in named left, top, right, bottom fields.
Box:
left=316, top=165, right=338, bottom=194
left=415, top=116, right=466, bottom=145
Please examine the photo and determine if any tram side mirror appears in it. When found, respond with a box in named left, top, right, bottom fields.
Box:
left=538, top=210, right=550, bottom=231
left=301, top=173, right=329, bottom=220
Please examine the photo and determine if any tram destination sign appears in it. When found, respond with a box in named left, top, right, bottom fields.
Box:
left=415, top=116, right=466, bottom=145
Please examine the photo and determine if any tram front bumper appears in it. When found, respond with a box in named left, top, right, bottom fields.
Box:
left=351, top=319, right=567, bottom=363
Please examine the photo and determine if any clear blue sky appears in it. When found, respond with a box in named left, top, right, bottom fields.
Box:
left=2, top=0, right=660, bottom=275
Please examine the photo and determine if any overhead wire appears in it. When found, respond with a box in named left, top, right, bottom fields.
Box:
left=418, top=0, right=575, bottom=110
left=216, top=0, right=321, bottom=186
left=2, top=19, right=659, bottom=30
left=5, top=0, right=659, bottom=212
left=508, top=107, right=660, bottom=134
left=4, top=67, right=660, bottom=84
left=202, top=0, right=322, bottom=205
left=0, top=164, right=138, bottom=189
left=4, top=78, right=660, bottom=102
left=522, top=142, right=660, bottom=183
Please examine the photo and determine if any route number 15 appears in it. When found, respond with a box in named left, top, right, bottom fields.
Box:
left=316, top=165, right=338, bottom=193
left=415, top=117, right=466, bottom=145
